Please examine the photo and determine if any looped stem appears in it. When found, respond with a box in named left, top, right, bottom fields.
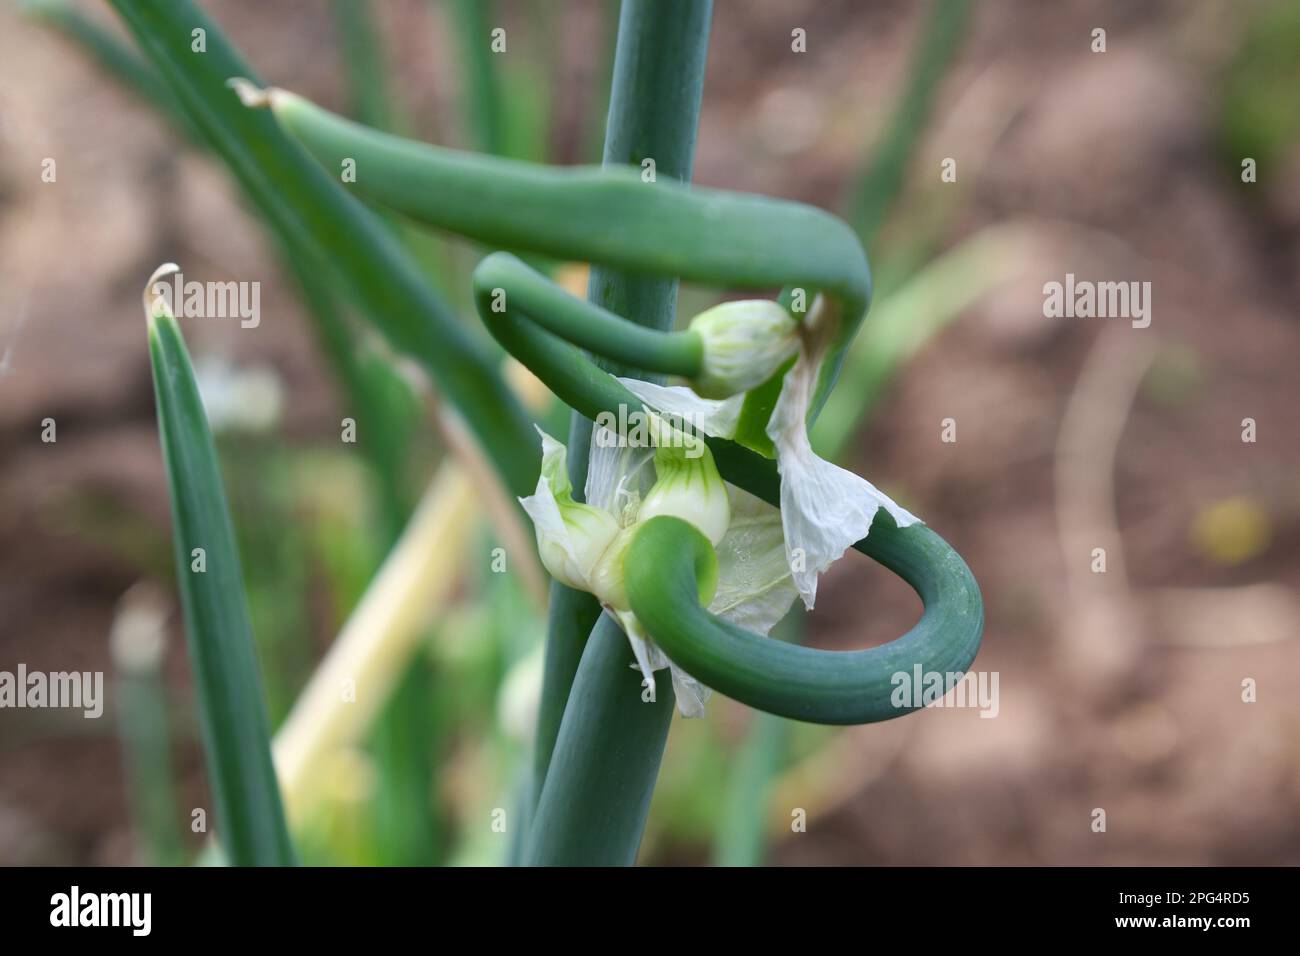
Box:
left=624, top=515, right=984, bottom=725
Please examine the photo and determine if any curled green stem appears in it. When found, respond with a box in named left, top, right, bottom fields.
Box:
left=228, top=48, right=984, bottom=729
left=472, top=253, right=703, bottom=378
left=624, top=516, right=983, bottom=725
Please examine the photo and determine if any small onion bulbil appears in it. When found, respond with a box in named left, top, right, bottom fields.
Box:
left=688, top=300, right=799, bottom=399
left=524, top=431, right=619, bottom=592
left=588, top=526, right=636, bottom=611
left=638, top=440, right=730, bottom=546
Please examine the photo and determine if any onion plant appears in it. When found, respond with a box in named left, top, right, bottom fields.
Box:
left=104, top=0, right=983, bottom=865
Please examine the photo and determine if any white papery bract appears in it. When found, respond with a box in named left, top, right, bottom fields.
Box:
left=622, top=293, right=922, bottom=610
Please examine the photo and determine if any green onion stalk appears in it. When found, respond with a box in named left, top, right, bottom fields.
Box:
left=112, top=0, right=983, bottom=865
left=239, top=1, right=977, bottom=858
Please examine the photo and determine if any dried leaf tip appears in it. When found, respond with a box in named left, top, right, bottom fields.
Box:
left=143, top=262, right=180, bottom=322
left=226, top=77, right=274, bottom=109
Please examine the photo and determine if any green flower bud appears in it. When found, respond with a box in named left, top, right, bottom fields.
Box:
left=688, top=300, right=799, bottom=399
left=638, top=439, right=730, bottom=546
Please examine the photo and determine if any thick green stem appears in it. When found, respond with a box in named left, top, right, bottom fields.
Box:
left=527, top=0, right=713, bottom=865
left=523, top=616, right=675, bottom=866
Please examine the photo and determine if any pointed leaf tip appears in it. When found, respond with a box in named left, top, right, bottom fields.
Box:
left=143, top=262, right=180, bottom=323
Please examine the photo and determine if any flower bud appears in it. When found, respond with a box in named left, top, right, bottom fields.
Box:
left=688, top=300, right=799, bottom=399
left=638, top=438, right=730, bottom=546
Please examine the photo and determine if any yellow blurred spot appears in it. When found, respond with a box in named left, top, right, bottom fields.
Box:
left=504, top=356, right=552, bottom=410
left=1190, top=497, right=1271, bottom=565
left=555, top=262, right=590, bottom=299
left=321, top=748, right=378, bottom=807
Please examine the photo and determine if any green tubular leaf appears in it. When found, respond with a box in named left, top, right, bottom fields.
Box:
left=473, top=252, right=703, bottom=376
left=106, top=0, right=537, bottom=497
left=265, top=94, right=865, bottom=299
left=146, top=288, right=295, bottom=867
left=624, top=515, right=984, bottom=726
left=250, top=85, right=870, bottom=414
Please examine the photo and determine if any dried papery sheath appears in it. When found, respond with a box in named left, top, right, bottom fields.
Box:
left=687, top=299, right=799, bottom=398
left=616, top=610, right=712, bottom=718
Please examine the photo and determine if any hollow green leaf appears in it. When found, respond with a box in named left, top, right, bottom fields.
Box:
left=145, top=270, right=295, bottom=867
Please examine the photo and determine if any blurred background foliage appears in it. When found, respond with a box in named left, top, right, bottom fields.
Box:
left=3, top=0, right=1299, bottom=866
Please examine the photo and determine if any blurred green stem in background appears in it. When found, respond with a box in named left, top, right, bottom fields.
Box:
left=23, top=0, right=420, bottom=541
left=847, top=0, right=971, bottom=248
left=20, top=0, right=196, bottom=138
left=330, top=0, right=448, bottom=869
left=332, top=0, right=397, bottom=133
left=447, top=0, right=505, bottom=156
